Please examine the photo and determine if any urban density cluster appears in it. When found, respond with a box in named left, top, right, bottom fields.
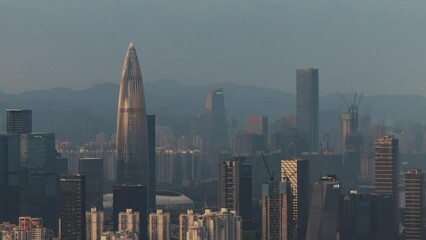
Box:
left=0, top=42, right=424, bottom=240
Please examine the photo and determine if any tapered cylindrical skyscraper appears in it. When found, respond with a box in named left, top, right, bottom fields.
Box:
left=116, top=42, right=149, bottom=186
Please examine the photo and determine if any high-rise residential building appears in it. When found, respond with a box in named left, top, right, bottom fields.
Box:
left=0, top=217, right=53, bottom=240
left=101, top=231, right=138, bottom=240
left=147, top=114, right=156, bottom=211
left=179, top=209, right=197, bottom=240
left=246, top=115, right=268, bottom=150
left=217, top=157, right=252, bottom=230
left=186, top=221, right=207, bottom=240
left=261, top=180, right=292, bottom=240
left=374, top=135, right=399, bottom=238
left=296, top=68, right=319, bottom=153
left=204, top=88, right=228, bottom=150
left=179, top=209, right=242, bottom=240
left=60, top=175, right=86, bottom=240
left=20, top=133, right=57, bottom=229
left=79, top=158, right=104, bottom=210
left=113, top=185, right=147, bottom=240
left=118, top=209, right=140, bottom=234
left=156, top=149, right=201, bottom=186
left=405, top=169, right=425, bottom=240
left=281, top=159, right=309, bottom=239
left=115, top=43, right=151, bottom=194
left=306, top=176, right=341, bottom=240
left=338, top=191, right=372, bottom=240
left=86, top=207, right=104, bottom=240
left=148, top=209, right=170, bottom=240
left=6, top=109, right=32, bottom=134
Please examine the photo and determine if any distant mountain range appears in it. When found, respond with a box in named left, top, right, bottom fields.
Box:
left=0, top=79, right=425, bottom=144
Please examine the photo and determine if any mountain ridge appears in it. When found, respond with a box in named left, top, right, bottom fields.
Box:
left=1, top=80, right=425, bottom=144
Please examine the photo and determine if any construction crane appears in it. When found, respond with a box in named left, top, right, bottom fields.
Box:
left=261, top=152, right=274, bottom=181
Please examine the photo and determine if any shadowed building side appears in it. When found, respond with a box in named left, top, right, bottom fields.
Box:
left=296, top=68, right=319, bottom=154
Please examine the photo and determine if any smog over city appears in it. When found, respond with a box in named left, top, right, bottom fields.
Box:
left=0, top=0, right=425, bottom=239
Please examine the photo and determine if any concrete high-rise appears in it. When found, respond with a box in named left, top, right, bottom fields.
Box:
left=217, top=157, right=252, bottom=230
left=118, top=209, right=140, bottom=234
left=296, top=68, right=319, bottom=153
left=79, top=158, right=103, bottom=210
left=86, top=207, right=104, bottom=240
left=60, top=175, right=86, bottom=240
left=148, top=209, right=170, bottom=240
left=374, top=135, right=399, bottom=238
left=261, top=180, right=292, bottom=240
left=281, top=159, right=309, bottom=239
left=179, top=209, right=197, bottom=240
left=115, top=42, right=150, bottom=188
left=405, top=169, right=424, bottom=240
left=306, top=176, right=341, bottom=240
left=6, top=109, right=32, bottom=134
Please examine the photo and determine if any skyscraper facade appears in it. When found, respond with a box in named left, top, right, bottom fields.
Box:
left=217, top=157, right=252, bottom=230
left=374, top=135, right=399, bottom=238
left=204, top=88, right=228, bottom=150
left=60, top=175, right=86, bottom=240
left=78, top=158, right=103, bottom=210
left=306, top=176, right=340, bottom=240
left=1, top=133, right=23, bottom=223
left=370, top=193, right=394, bottom=240
left=338, top=191, right=372, bottom=240
left=115, top=42, right=150, bottom=188
left=147, top=115, right=156, bottom=211
left=113, top=185, right=147, bottom=240
left=6, top=109, right=32, bottom=134
left=405, top=169, right=424, bottom=240
left=261, top=180, right=292, bottom=240
left=0, top=135, right=8, bottom=222
left=296, top=68, right=319, bottom=153
left=281, top=159, right=309, bottom=239
left=20, top=133, right=57, bottom=229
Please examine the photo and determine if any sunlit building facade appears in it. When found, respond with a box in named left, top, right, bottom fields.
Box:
left=374, top=135, right=399, bottom=238
left=115, top=42, right=151, bottom=188
left=281, top=159, right=309, bottom=240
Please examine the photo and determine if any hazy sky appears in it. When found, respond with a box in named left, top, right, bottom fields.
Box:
left=1, top=0, right=426, bottom=95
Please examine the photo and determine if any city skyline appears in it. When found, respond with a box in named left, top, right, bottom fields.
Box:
left=3, top=1, right=426, bottom=239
